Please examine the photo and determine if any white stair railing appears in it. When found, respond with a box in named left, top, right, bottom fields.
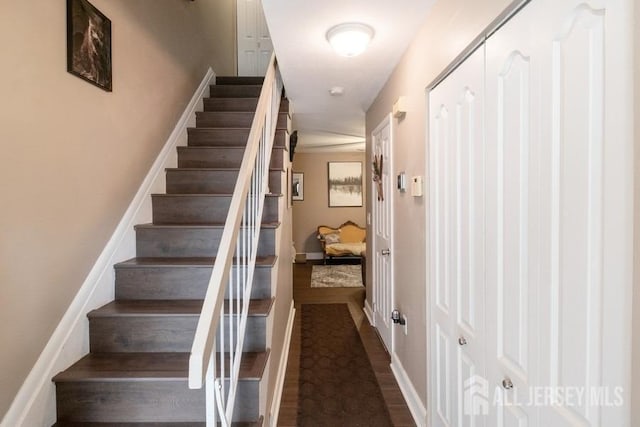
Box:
left=189, top=54, right=284, bottom=426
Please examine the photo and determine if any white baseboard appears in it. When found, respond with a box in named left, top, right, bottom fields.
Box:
left=364, top=300, right=374, bottom=326
left=269, top=302, right=296, bottom=427
left=1, top=68, right=215, bottom=427
left=305, top=252, right=324, bottom=260
left=391, top=353, right=428, bottom=427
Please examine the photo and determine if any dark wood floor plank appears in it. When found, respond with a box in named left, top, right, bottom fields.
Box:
left=277, top=262, right=415, bottom=426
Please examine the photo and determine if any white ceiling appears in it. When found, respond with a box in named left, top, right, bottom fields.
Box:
left=261, top=0, right=435, bottom=152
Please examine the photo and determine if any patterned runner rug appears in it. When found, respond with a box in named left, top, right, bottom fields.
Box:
left=310, top=264, right=363, bottom=288
left=297, top=304, right=392, bottom=426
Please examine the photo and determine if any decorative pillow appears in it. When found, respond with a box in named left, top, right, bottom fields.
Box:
left=324, top=232, right=341, bottom=244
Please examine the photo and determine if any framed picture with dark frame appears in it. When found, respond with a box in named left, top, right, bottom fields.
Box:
left=328, top=161, right=363, bottom=207
left=292, top=172, right=304, bottom=201
left=67, top=0, right=112, bottom=91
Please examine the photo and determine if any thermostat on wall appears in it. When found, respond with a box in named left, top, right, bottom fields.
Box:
left=411, top=176, right=423, bottom=197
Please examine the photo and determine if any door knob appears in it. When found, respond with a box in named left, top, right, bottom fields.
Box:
left=381, top=249, right=391, bottom=256
left=502, top=378, right=514, bottom=390
left=458, top=336, right=467, bottom=346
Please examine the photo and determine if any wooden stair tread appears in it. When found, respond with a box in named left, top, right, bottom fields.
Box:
left=187, top=127, right=287, bottom=132
left=187, top=126, right=269, bottom=131
left=55, top=423, right=262, bottom=427
left=164, top=167, right=284, bottom=172
left=177, top=146, right=284, bottom=151
left=211, top=84, right=262, bottom=89
left=151, top=193, right=283, bottom=200
left=179, top=145, right=250, bottom=150
left=115, top=256, right=277, bottom=268
left=186, top=128, right=287, bottom=148
left=151, top=193, right=282, bottom=198
left=195, top=111, right=287, bottom=130
left=196, top=110, right=286, bottom=116
left=53, top=351, right=269, bottom=382
left=187, top=127, right=288, bottom=132
left=216, top=76, right=264, bottom=84
left=53, top=423, right=207, bottom=426
left=211, top=85, right=262, bottom=88
left=205, top=96, right=259, bottom=100
left=88, top=298, right=274, bottom=317
left=134, top=222, right=281, bottom=230
left=202, top=97, right=287, bottom=112
left=54, top=418, right=263, bottom=426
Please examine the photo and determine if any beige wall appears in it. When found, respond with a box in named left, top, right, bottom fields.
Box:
left=291, top=152, right=366, bottom=256
left=365, top=0, right=514, bottom=409
left=633, top=0, right=639, bottom=419
left=0, top=0, right=235, bottom=417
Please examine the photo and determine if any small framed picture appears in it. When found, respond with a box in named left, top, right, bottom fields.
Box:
left=67, top=0, right=112, bottom=91
left=328, top=162, right=363, bottom=207
left=292, top=172, right=304, bottom=201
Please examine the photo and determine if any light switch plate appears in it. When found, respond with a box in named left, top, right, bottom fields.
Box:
left=397, top=172, right=406, bottom=192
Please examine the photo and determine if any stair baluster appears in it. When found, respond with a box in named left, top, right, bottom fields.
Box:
left=189, top=54, right=283, bottom=427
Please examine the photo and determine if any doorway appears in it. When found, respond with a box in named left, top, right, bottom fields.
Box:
left=371, top=114, right=394, bottom=353
left=236, top=0, right=273, bottom=76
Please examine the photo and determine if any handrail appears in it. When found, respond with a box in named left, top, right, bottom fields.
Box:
left=188, top=54, right=284, bottom=426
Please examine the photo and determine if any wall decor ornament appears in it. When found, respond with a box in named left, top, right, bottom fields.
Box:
left=67, top=0, right=112, bottom=91
left=328, top=161, right=363, bottom=207
left=289, top=130, right=298, bottom=162
left=292, top=172, right=304, bottom=201
left=373, top=154, right=384, bottom=201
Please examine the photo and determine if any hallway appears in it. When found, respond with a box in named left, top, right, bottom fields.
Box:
left=277, top=262, right=415, bottom=426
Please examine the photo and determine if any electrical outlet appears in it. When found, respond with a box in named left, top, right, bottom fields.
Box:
left=402, top=315, right=408, bottom=335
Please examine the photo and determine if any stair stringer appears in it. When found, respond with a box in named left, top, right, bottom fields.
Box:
left=258, top=146, right=295, bottom=427
left=1, top=68, right=216, bottom=427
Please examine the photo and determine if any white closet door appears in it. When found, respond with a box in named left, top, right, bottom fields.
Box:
left=484, top=0, right=632, bottom=425
left=237, top=0, right=272, bottom=76
left=255, top=5, right=273, bottom=76
left=430, top=0, right=632, bottom=425
left=484, top=1, right=542, bottom=425
left=429, top=46, right=486, bottom=427
left=534, top=0, right=633, bottom=425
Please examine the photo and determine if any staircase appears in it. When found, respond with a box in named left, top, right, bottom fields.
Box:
left=52, top=76, right=289, bottom=426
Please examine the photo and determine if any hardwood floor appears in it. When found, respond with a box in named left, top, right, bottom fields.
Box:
left=277, top=262, right=415, bottom=426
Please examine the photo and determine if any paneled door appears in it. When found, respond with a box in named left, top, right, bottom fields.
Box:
left=429, top=0, right=632, bottom=425
left=533, top=0, right=633, bottom=425
left=237, top=0, right=273, bottom=76
left=372, top=114, right=394, bottom=353
left=429, top=45, right=486, bottom=427
left=487, top=0, right=633, bottom=424
left=484, top=1, right=541, bottom=424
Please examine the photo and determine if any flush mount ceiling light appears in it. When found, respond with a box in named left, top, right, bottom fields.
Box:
left=326, top=23, right=375, bottom=57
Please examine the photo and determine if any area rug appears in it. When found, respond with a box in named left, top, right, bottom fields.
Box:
left=297, top=304, right=392, bottom=426
left=310, top=264, right=363, bottom=288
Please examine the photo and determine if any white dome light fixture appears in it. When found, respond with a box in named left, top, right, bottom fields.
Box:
left=326, top=23, right=375, bottom=57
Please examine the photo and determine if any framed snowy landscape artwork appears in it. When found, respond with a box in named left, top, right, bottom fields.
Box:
left=328, top=162, right=363, bottom=207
